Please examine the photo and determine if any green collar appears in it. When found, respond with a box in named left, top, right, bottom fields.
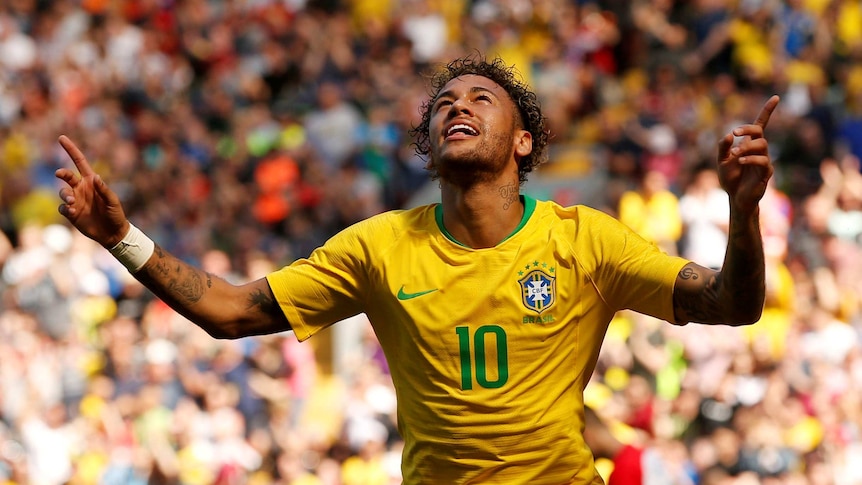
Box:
left=435, top=195, right=536, bottom=247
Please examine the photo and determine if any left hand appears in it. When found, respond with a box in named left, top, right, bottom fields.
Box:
left=717, top=95, right=780, bottom=213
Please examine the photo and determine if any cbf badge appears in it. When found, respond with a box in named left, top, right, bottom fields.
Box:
left=518, top=268, right=556, bottom=314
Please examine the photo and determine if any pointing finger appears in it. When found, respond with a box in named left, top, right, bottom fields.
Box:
left=753, top=95, right=780, bottom=130
left=58, top=135, right=95, bottom=177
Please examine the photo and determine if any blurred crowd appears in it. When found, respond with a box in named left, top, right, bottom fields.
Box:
left=1, top=0, right=862, bottom=484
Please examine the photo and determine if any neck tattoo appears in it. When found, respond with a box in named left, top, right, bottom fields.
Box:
left=499, top=183, right=519, bottom=210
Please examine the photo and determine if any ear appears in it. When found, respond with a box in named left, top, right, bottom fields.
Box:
left=514, top=129, right=533, bottom=159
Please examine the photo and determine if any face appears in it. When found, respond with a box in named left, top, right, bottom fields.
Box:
left=428, top=74, right=532, bottom=184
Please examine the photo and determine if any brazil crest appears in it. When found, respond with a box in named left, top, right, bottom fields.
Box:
left=518, top=268, right=556, bottom=314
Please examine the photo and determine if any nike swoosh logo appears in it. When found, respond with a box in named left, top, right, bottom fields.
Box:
left=397, top=286, right=438, bottom=300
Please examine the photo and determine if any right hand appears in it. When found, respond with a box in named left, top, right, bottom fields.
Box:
left=716, top=95, right=780, bottom=214
left=55, top=135, right=129, bottom=248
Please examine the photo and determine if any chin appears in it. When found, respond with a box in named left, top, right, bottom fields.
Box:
left=438, top=160, right=506, bottom=185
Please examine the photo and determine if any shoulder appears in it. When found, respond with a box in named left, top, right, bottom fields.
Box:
left=528, top=200, right=638, bottom=255
left=534, top=199, right=627, bottom=231
left=328, top=205, right=437, bottom=246
left=356, top=204, right=435, bottom=230
left=280, top=205, right=437, bottom=275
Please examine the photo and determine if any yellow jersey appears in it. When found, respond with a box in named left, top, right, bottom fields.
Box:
left=266, top=196, right=688, bottom=484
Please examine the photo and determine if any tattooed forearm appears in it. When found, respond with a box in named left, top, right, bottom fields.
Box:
left=152, top=246, right=171, bottom=278
left=148, top=245, right=206, bottom=303
left=674, top=208, right=766, bottom=326
left=129, top=243, right=289, bottom=339
left=725, top=219, right=762, bottom=272
left=720, top=209, right=766, bottom=321
left=167, top=271, right=205, bottom=303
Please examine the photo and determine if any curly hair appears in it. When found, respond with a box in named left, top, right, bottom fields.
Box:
left=410, top=56, right=549, bottom=185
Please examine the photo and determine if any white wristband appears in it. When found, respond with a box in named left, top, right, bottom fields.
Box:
left=109, top=223, right=155, bottom=273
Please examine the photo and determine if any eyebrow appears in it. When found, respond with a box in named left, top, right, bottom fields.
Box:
left=433, top=86, right=500, bottom=105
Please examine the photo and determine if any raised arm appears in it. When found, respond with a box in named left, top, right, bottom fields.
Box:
left=673, top=96, right=780, bottom=325
left=55, top=135, right=290, bottom=339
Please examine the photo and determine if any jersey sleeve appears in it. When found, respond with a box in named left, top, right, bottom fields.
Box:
left=589, top=211, right=690, bottom=323
left=265, top=220, right=377, bottom=341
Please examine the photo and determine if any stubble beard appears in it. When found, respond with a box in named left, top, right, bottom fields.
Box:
left=435, top=131, right=513, bottom=186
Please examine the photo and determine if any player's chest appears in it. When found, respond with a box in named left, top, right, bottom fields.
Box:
left=377, top=245, right=598, bottom=331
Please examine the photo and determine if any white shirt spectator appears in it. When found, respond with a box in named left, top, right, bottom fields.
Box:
left=679, top=168, right=729, bottom=269
left=401, top=2, right=448, bottom=63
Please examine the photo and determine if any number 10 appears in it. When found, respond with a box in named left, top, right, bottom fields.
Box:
left=456, top=325, right=509, bottom=390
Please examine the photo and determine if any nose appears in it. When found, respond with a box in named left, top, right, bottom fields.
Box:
left=447, top=96, right=472, bottom=117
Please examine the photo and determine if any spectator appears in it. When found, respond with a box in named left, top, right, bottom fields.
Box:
left=1, top=1, right=862, bottom=483
left=618, top=168, right=683, bottom=255
left=304, top=82, right=363, bottom=170
left=678, top=162, right=729, bottom=269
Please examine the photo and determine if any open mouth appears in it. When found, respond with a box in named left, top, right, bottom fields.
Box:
left=445, top=123, right=479, bottom=140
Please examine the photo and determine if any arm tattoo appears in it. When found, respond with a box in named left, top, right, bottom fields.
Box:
left=675, top=271, right=722, bottom=323
left=675, top=209, right=766, bottom=325
left=722, top=216, right=766, bottom=319
left=152, top=246, right=171, bottom=278
left=135, top=244, right=290, bottom=338
left=499, top=183, right=519, bottom=210
left=247, top=288, right=280, bottom=317
left=168, top=270, right=205, bottom=303
left=679, top=267, right=699, bottom=280
left=149, top=245, right=205, bottom=303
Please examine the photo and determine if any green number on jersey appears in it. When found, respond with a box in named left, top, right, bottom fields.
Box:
left=456, top=325, right=509, bottom=390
